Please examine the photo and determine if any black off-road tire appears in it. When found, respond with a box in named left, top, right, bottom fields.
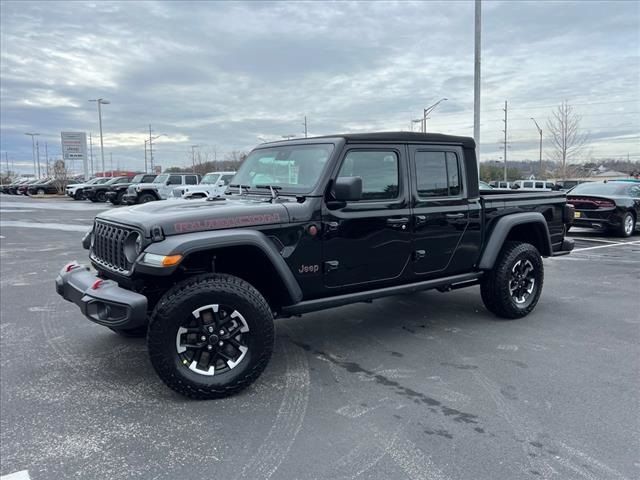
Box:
left=112, top=191, right=125, bottom=205
left=109, top=325, right=148, bottom=337
left=147, top=274, right=274, bottom=399
left=138, top=193, right=156, bottom=204
left=74, top=191, right=84, bottom=200
left=95, top=190, right=107, bottom=202
left=480, top=241, right=544, bottom=319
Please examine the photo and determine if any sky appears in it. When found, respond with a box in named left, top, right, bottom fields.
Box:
left=1, top=0, right=639, bottom=176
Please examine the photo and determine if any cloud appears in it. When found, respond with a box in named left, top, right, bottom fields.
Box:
left=1, top=0, right=638, bottom=175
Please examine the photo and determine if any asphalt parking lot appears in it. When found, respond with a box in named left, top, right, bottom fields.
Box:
left=0, top=195, right=638, bottom=480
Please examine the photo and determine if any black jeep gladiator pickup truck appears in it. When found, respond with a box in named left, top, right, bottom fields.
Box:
left=56, top=132, right=574, bottom=399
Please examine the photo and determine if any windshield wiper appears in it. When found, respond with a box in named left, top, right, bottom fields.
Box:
left=255, top=184, right=282, bottom=200
left=228, top=183, right=251, bottom=195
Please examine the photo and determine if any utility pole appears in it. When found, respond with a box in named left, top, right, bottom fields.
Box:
left=89, top=98, right=110, bottom=177
left=530, top=117, right=543, bottom=179
left=303, top=116, right=308, bottom=138
left=36, top=141, right=41, bottom=178
left=502, top=100, right=508, bottom=182
left=144, top=140, right=148, bottom=173
left=149, top=124, right=154, bottom=173
left=110, top=152, right=113, bottom=176
left=473, top=0, right=482, bottom=164
left=191, top=145, right=199, bottom=173
left=45, top=141, right=49, bottom=177
left=89, top=133, right=94, bottom=176
left=25, top=133, right=39, bottom=177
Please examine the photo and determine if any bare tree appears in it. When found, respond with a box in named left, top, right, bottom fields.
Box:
left=52, top=159, right=71, bottom=194
left=546, top=101, right=588, bottom=180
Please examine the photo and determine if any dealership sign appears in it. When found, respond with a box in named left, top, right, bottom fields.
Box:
left=60, top=131, right=88, bottom=177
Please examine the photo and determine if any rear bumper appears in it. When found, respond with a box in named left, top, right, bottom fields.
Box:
left=55, top=263, right=148, bottom=329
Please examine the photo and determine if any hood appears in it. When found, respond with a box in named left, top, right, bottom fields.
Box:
left=96, top=196, right=290, bottom=237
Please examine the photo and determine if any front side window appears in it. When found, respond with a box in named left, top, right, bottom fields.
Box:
left=233, top=144, right=334, bottom=194
left=337, top=150, right=399, bottom=200
left=535, top=182, right=544, bottom=188
left=168, top=175, right=182, bottom=185
left=415, top=151, right=462, bottom=197
left=185, top=176, right=198, bottom=185
left=220, top=174, right=235, bottom=185
left=153, top=174, right=168, bottom=184
left=201, top=174, right=220, bottom=185
left=524, top=181, right=534, bottom=188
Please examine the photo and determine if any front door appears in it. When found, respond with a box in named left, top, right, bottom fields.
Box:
left=410, top=146, right=470, bottom=276
left=322, top=145, right=412, bottom=289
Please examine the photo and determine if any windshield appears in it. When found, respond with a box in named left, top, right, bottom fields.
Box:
left=232, top=144, right=334, bottom=194
left=569, top=182, right=639, bottom=197
left=153, top=174, right=169, bottom=184
left=95, top=178, right=110, bottom=184
left=201, top=173, right=221, bottom=185
left=130, top=174, right=145, bottom=183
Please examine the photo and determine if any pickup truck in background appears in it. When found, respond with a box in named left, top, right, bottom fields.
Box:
left=56, top=132, right=574, bottom=399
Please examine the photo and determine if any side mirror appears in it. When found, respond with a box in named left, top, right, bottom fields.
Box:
left=333, top=176, right=362, bottom=201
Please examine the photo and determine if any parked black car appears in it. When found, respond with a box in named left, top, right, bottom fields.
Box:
left=567, top=180, right=640, bottom=237
left=84, top=176, right=135, bottom=202
left=56, top=132, right=575, bottom=399
left=105, top=174, right=157, bottom=205
left=15, top=179, right=40, bottom=195
left=27, top=179, right=58, bottom=195
left=3, top=178, right=30, bottom=194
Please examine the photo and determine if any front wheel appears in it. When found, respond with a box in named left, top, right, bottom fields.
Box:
left=480, top=241, right=544, bottom=319
left=95, top=190, right=107, bottom=202
left=74, top=191, right=84, bottom=200
left=138, top=193, right=156, bottom=204
left=147, top=274, right=274, bottom=399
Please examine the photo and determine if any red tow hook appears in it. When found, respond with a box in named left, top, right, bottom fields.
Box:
left=91, top=279, right=105, bottom=290
left=64, top=262, right=80, bottom=273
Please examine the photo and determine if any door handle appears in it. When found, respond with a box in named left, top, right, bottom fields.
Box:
left=445, top=213, right=465, bottom=219
left=415, top=215, right=428, bottom=226
left=386, top=217, right=410, bottom=230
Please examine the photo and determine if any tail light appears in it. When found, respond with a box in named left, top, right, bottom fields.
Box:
left=594, top=199, right=615, bottom=208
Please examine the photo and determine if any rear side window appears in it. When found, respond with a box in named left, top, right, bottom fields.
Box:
left=535, top=182, right=544, bottom=188
left=220, top=174, right=234, bottom=185
left=143, top=175, right=156, bottom=183
left=415, top=151, right=462, bottom=197
left=185, top=176, right=198, bottom=185
left=168, top=175, right=182, bottom=185
left=115, top=177, right=129, bottom=184
left=524, top=181, right=534, bottom=188
left=337, top=150, right=399, bottom=200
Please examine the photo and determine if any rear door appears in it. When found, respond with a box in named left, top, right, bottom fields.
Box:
left=409, top=146, right=470, bottom=276
left=322, top=144, right=412, bottom=289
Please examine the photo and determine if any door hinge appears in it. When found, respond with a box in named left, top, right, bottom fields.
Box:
left=324, top=260, right=339, bottom=273
left=414, top=250, right=426, bottom=260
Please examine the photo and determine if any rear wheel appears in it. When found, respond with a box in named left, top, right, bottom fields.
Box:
left=617, top=212, right=635, bottom=237
left=138, top=193, right=156, bottom=203
left=37, top=188, right=45, bottom=195
left=147, top=274, right=274, bottom=399
left=95, top=190, right=107, bottom=202
left=112, top=191, right=125, bottom=205
left=481, top=241, right=544, bottom=319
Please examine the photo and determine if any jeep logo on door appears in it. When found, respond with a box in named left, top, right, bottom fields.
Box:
left=298, top=264, right=319, bottom=274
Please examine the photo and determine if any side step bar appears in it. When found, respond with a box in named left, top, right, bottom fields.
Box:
left=280, top=272, right=483, bottom=316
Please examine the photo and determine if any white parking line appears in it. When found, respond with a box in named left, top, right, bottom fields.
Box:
left=0, top=221, right=90, bottom=232
left=573, top=240, right=640, bottom=252
left=1, top=471, right=31, bottom=480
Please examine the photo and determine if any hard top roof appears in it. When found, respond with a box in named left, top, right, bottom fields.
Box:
left=263, top=131, right=475, bottom=148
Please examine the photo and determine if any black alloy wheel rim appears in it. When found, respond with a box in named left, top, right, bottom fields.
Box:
left=508, top=259, right=536, bottom=306
left=624, top=215, right=634, bottom=235
left=176, top=304, right=250, bottom=376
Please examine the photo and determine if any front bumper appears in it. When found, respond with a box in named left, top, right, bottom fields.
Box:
left=55, top=263, right=148, bottom=329
left=122, top=193, right=138, bottom=204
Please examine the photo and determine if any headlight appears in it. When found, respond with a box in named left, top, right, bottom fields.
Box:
left=123, top=232, right=142, bottom=263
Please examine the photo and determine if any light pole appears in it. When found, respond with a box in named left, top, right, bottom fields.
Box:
left=144, top=139, right=148, bottom=173
left=423, top=98, right=448, bottom=133
left=25, top=133, right=40, bottom=177
left=89, top=98, right=110, bottom=176
left=530, top=117, right=543, bottom=179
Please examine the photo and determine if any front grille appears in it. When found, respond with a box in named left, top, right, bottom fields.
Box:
left=91, top=221, right=135, bottom=274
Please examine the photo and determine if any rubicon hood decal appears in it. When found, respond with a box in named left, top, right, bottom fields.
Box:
left=174, top=212, right=282, bottom=233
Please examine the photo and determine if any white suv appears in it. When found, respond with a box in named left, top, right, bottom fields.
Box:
left=173, top=171, right=236, bottom=199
